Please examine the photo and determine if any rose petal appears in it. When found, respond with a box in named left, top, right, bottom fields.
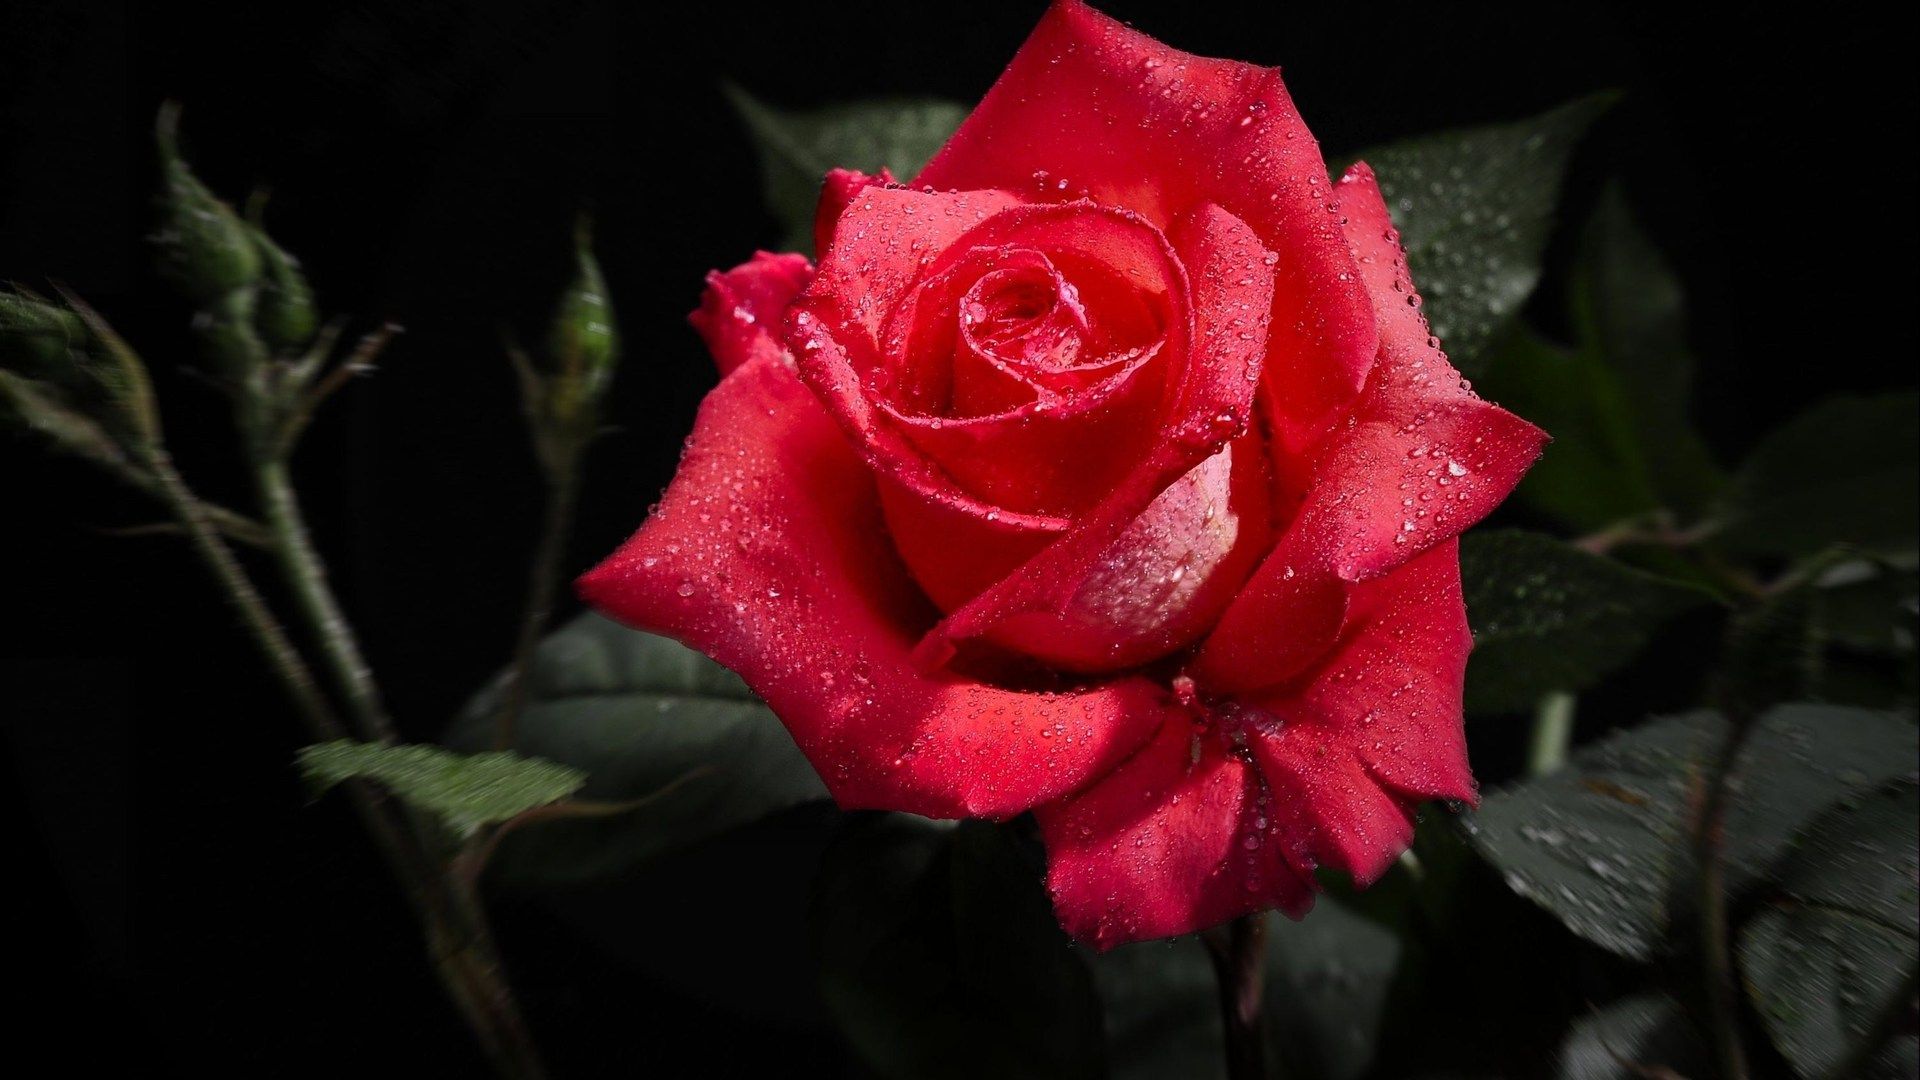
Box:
left=1186, top=527, right=1351, bottom=693
left=577, top=353, right=1172, bottom=819
left=892, top=239, right=1166, bottom=419
left=1319, top=162, right=1549, bottom=581
left=872, top=202, right=1184, bottom=517
left=1254, top=538, right=1476, bottom=811
left=689, top=252, right=815, bottom=376
left=788, top=185, right=1059, bottom=538
left=1037, top=540, right=1472, bottom=948
left=794, top=184, right=1030, bottom=364
left=988, top=418, right=1272, bottom=673
left=814, top=167, right=894, bottom=256
left=1189, top=164, right=1546, bottom=694
left=911, top=202, right=1272, bottom=668
left=916, top=0, right=1377, bottom=451
left=1246, top=540, right=1473, bottom=886
left=1035, top=716, right=1315, bottom=950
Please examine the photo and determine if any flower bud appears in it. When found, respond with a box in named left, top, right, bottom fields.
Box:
left=190, top=291, right=270, bottom=381
left=0, top=291, right=159, bottom=455
left=0, top=291, right=88, bottom=378
left=151, top=104, right=261, bottom=307
left=0, top=369, right=125, bottom=465
left=544, top=217, right=619, bottom=425
left=61, top=294, right=162, bottom=452
left=247, top=221, right=318, bottom=353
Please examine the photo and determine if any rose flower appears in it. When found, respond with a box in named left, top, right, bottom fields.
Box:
left=580, top=0, right=1545, bottom=947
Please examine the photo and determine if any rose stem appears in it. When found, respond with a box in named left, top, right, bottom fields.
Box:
left=493, top=452, right=582, bottom=751
left=156, top=447, right=551, bottom=1078
left=1692, top=715, right=1755, bottom=1080
left=1203, top=912, right=1271, bottom=1080
left=246, top=400, right=396, bottom=745
left=148, top=450, right=347, bottom=742
left=1527, top=691, right=1576, bottom=777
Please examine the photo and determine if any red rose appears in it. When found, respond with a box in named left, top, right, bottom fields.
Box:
left=581, top=0, right=1545, bottom=947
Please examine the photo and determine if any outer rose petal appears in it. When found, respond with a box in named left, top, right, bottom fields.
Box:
left=1037, top=541, right=1472, bottom=948
left=1188, top=163, right=1547, bottom=694
left=688, top=252, right=815, bottom=376
left=1248, top=540, right=1477, bottom=883
left=916, top=0, right=1376, bottom=452
left=1251, top=538, right=1474, bottom=814
left=576, top=353, right=1173, bottom=819
left=813, top=167, right=893, bottom=256
left=1315, top=162, right=1548, bottom=581
left=1038, top=718, right=1315, bottom=949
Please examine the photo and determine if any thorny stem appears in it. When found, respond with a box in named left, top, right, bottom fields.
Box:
left=85, top=441, right=271, bottom=546
left=1693, top=715, right=1757, bottom=1080
left=1572, top=510, right=1723, bottom=557
left=1572, top=511, right=1764, bottom=601
left=1203, top=913, right=1271, bottom=1080
left=494, top=458, right=581, bottom=751
left=432, top=866, right=551, bottom=1080
left=148, top=451, right=346, bottom=742
left=152, top=448, right=549, bottom=1079
left=279, top=324, right=397, bottom=452
left=252, top=450, right=396, bottom=744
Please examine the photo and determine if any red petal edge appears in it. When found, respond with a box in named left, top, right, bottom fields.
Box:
left=689, top=251, right=815, bottom=376
left=1038, top=539, right=1473, bottom=949
left=577, top=354, right=1174, bottom=819
left=916, top=0, right=1377, bottom=452
left=1188, top=163, right=1547, bottom=695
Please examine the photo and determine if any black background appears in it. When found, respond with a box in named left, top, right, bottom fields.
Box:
left=2, top=1, right=1912, bottom=1076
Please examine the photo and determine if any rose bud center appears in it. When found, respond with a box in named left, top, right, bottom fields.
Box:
left=857, top=205, right=1275, bottom=675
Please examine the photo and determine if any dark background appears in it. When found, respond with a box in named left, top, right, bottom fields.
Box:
left=2, top=1, right=1912, bottom=1075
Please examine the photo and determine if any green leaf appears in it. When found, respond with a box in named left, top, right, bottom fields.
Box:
left=812, top=816, right=1105, bottom=1080
left=1464, top=704, right=1918, bottom=961
left=1555, top=993, right=1706, bottom=1080
left=1740, top=779, right=1919, bottom=1079
left=445, top=613, right=827, bottom=886
left=1479, top=191, right=1730, bottom=533
left=1569, top=187, right=1725, bottom=520
left=1480, top=329, right=1664, bottom=531
left=1262, top=903, right=1402, bottom=1080
left=1803, top=559, right=1920, bottom=709
left=1721, top=392, right=1920, bottom=560
left=1816, top=559, right=1919, bottom=657
left=1574, top=184, right=1728, bottom=522
left=296, top=740, right=584, bottom=837
left=1088, top=937, right=1222, bottom=1080
left=1864, top=1038, right=1920, bottom=1080
left=725, top=86, right=967, bottom=254
left=1358, top=94, right=1612, bottom=375
left=1090, top=903, right=1399, bottom=1080
left=1461, top=529, right=1712, bottom=713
